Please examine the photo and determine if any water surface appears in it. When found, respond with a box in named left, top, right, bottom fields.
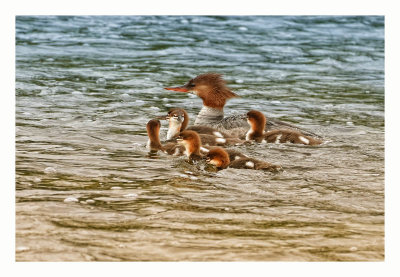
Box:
left=15, top=16, right=384, bottom=261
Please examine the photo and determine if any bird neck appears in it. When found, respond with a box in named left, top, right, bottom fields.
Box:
left=194, top=106, right=224, bottom=125
left=167, top=120, right=183, bottom=140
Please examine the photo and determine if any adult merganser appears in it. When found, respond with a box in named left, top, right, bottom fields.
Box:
left=177, top=130, right=282, bottom=172
left=165, top=108, right=244, bottom=146
left=164, top=73, right=320, bottom=138
left=146, top=119, right=185, bottom=155
left=246, top=110, right=323, bottom=145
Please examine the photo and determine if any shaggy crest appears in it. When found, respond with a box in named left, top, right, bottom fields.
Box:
left=190, top=73, right=238, bottom=109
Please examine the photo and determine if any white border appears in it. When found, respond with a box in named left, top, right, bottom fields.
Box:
left=3, top=1, right=399, bottom=276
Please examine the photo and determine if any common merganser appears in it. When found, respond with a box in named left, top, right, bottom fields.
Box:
left=246, top=110, right=323, bottom=145
left=165, top=108, right=244, bottom=146
left=146, top=119, right=185, bottom=155
left=164, top=73, right=320, bottom=138
left=177, top=130, right=282, bottom=172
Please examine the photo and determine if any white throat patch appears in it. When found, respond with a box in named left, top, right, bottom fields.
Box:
left=167, top=121, right=182, bottom=140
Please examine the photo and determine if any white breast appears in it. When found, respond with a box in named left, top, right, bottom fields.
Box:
left=299, top=136, right=310, bottom=145
left=213, top=131, right=223, bottom=138
left=275, top=134, right=282, bottom=144
left=245, top=161, right=255, bottom=168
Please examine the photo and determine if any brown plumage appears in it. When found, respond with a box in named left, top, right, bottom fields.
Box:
left=229, top=157, right=282, bottom=172
left=146, top=119, right=185, bottom=155
left=176, top=130, right=237, bottom=171
left=246, top=110, right=322, bottom=145
left=224, top=149, right=248, bottom=161
left=205, top=145, right=282, bottom=172
left=174, top=130, right=281, bottom=172
left=206, top=147, right=230, bottom=169
left=165, top=73, right=238, bottom=109
left=176, top=130, right=203, bottom=161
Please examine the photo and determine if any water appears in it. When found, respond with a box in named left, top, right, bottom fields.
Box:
left=15, top=16, right=384, bottom=261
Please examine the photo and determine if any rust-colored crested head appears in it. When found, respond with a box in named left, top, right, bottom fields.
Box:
left=146, top=119, right=162, bottom=150
left=247, top=110, right=266, bottom=135
left=206, top=147, right=230, bottom=169
left=167, top=108, right=189, bottom=131
left=176, top=130, right=202, bottom=156
left=165, top=73, right=238, bottom=109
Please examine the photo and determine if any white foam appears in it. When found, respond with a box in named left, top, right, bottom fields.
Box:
left=64, top=197, right=79, bottom=203
left=96, top=78, right=106, bottom=85
left=16, top=246, right=30, bottom=252
left=44, top=167, right=56, bottom=174
left=216, top=138, right=226, bottom=144
left=123, top=193, right=138, bottom=198
left=111, top=186, right=122, bottom=190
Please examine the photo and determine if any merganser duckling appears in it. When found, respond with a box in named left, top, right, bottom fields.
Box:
left=246, top=110, right=323, bottom=145
left=166, top=108, right=244, bottom=147
left=165, top=73, right=320, bottom=138
left=205, top=146, right=282, bottom=172
left=146, top=119, right=185, bottom=155
left=175, top=130, right=245, bottom=167
left=176, top=130, right=282, bottom=172
left=176, top=130, right=205, bottom=161
left=205, top=147, right=230, bottom=170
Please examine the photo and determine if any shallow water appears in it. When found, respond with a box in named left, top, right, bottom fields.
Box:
left=15, top=16, right=384, bottom=261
